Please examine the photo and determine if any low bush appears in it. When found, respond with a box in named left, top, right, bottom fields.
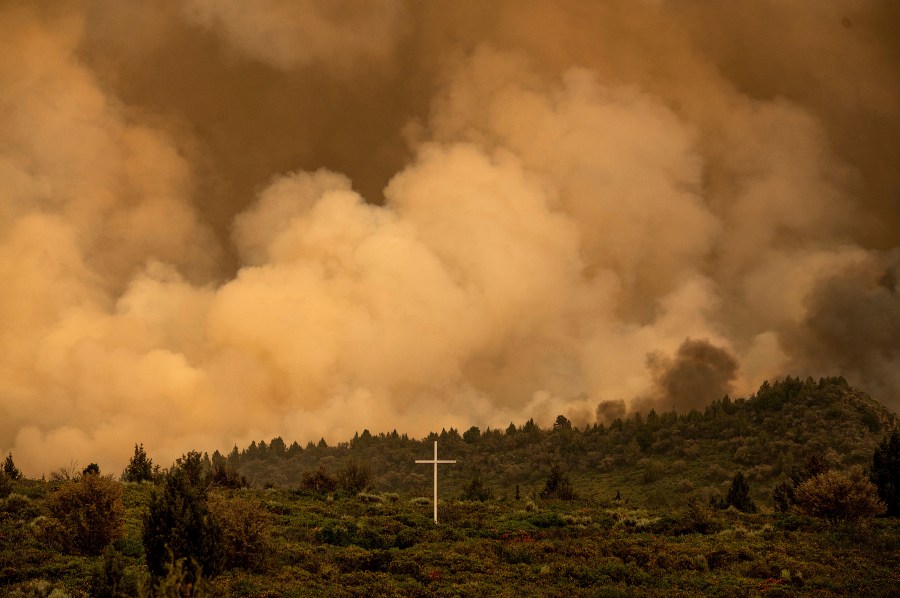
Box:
left=47, top=474, right=124, bottom=555
left=207, top=492, right=272, bottom=571
left=89, top=546, right=139, bottom=598
left=1, top=492, right=39, bottom=520
left=301, top=466, right=337, bottom=494
left=0, top=471, right=11, bottom=498
left=793, top=469, right=885, bottom=523
left=337, top=459, right=371, bottom=495
left=540, top=465, right=576, bottom=500
left=143, top=465, right=224, bottom=584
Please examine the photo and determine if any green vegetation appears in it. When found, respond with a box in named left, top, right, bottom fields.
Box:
left=47, top=473, right=125, bottom=556
left=870, top=428, right=900, bottom=516
left=793, top=469, right=885, bottom=523
left=3, top=453, right=21, bottom=480
left=142, top=455, right=224, bottom=586
left=0, top=377, right=898, bottom=595
left=122, top=444, right=155, bottom=484
left=724, top=472, right=757, bottom=513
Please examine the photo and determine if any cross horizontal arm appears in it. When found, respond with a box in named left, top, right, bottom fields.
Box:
left=415, top=459, right=457, bottom=464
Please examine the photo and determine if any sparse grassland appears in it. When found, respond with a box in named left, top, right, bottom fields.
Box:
left=2, top=481, right=899, bottom=597
left=2, top=378, right=898, bottom=596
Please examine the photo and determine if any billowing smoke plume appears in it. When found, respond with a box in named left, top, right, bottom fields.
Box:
left=644, top=339, right=740, bottom=413
left=2, top=0, right=898, bottom=475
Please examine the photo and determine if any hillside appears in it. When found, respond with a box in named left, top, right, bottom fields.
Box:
left=224, top=376, right=898, bottom=508
left=2, top=376, right=898, bottom=596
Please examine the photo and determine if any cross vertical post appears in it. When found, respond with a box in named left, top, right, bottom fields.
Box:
left=415, top=440, right=457, bottom=524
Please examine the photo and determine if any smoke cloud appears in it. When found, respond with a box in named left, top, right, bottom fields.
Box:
left=643, top=339, right=740, bottom=413
left=2, top=0, right=898, bottom=475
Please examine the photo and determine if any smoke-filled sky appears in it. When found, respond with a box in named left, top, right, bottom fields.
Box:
left=2, top=0, right=899, bottom=475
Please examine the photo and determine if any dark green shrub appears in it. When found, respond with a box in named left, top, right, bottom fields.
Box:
left=539, top=464, right=576, bottom=500
left=528, top=511, right=566, bottom=528
left=174, top=451, right=209, bottom=488
left=3, top=452, right=22, bottom=480
left=0, top=492, right=39, bottom=520
left=793, top=469, right=885, bottom=523
left=725, top=472, right=757, bottom=513
left=207, top=492, right=271, bottom=571
left=870, top=428, right=900, bottom=516
left=337, top=459, right=371, bottom=495
left=318, top=519, right=359, bottom=547
left=655, top=498, right=722, bottom=535
left=773, top=480, right=795, bottom=513
left=47, top=474, right=124, bottom=555
left=208, top=463, right=248, bottom=489
left=393, top=527, right=421, bottom=549
left=152, top=555, right=213, bottom=597
left=89, top=545, right=138, bottom=598
left=460, top=471, right=493, bottom=502
left=333, top=547, right=392, bottom=573
left=122, top=444, right=154, bottom=483
left=301, top=466, right=337, bottom=494
left=0, top=471, right=11, bottom=498
left=142, top=464, right=224, bottom=584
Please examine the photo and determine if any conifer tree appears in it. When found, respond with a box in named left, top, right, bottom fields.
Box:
left=3, top=452, right=21, bottom=480
left=0, top=470, right=10, bottom=498
left=460, top=470, right=493, bottom=502
left=90, top=546, right=137, bottom=597
left=871, top=428, right=900, bottom=516
left=122, top=444, right=154, bottom=483
left=726, top=471, right=757, bottom=513
left=540, top=464, right=576, bottom=500
left=142, top=459, right=224, bottom=583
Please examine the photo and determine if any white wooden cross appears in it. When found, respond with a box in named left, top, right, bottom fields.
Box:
left=415, top=440, right=457, bottom=524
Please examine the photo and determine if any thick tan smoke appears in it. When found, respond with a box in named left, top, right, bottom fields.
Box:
left=1, top=1, right=898, bottom=475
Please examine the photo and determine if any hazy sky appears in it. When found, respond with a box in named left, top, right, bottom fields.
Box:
left=2, top=0, right=898, bottom=475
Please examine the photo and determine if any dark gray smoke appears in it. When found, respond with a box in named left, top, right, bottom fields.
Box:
left=642, top=339, right=740, bottom=413
left=782, top=251, right=900, bottom=401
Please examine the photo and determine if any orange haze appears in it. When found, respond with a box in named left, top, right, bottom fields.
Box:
left=2, top=0, right=899, bottom=475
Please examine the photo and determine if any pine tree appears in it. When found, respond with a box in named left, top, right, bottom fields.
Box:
left=540, top=464, right=576, bottom=500
left=460, top=471, right=493, bottom=501
left=870, top=428, right=900, bottom=516
left=90, top=546, right=138, bottom=598
left=726, top=471, right=757, bottom=513
left=122, top=444, right=153, bottom=483
left=142, top=460, right=224, bottom=583
left=3, top=452, right=21, bottom=480
left=772, top=480, right=794, bottom=513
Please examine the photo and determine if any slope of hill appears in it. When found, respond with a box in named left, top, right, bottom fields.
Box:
left=1, top=376, right=897, bottom=596
left=225, top=376, right=898, bottom=508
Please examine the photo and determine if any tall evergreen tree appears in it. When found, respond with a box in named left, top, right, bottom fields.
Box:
left=3, top=452, right=21, bottom=480
left=726, top=471, right=757, bottom=513
left=871, top=429, right=900, bottom=517
left=540, top=464, right=576, bottom=500
left=122, top=444, right=153, bottom=483
left=142, top=460, right=224, bottom=584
